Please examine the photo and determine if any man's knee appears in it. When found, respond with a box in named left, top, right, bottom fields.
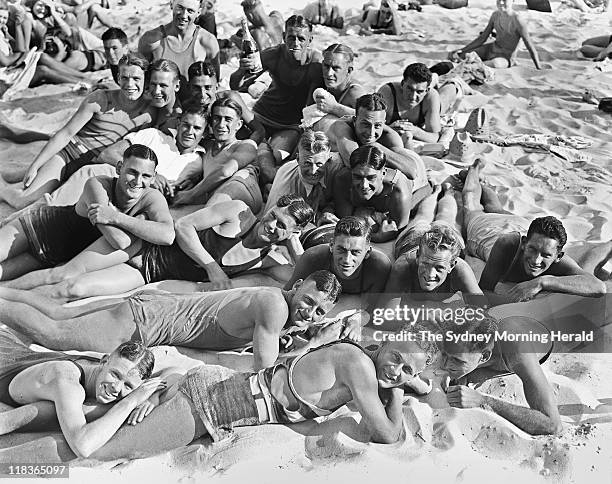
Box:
left=49, top=265, right=85, bottom=284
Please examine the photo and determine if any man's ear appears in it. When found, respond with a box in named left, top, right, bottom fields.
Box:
left=520, top=235, right=527, bottom=248
left=365, top=245, right=372, bottom=259
left=348, top=66, right=354, bottom=74
left=556, top=250, right=564, bottom=262
left=174, top=80, right=180, bottom=93
left=101, top=354, right=110, bottom=364
left=450, top=258, right=458, bottom=270
left=292, top=278, right=304, bottom=291
left=480, top=349, right=492, bottom=364
left=115, top=160, right=124, bottom=176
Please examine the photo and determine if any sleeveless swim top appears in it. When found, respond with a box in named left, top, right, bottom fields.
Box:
left=159, top=24, right=201, bottom=77
left=387, top=82, right=425, bottom=126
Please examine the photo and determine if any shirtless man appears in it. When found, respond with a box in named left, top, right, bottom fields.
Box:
left=333, top=145, right=414, bottom=243
left=462, top=159, right=606, bottom=301
left=302, top=0, right=344, bottom=28
left=186, top=60, right=265, bottom=143
left=310, top=43, right=366, bottom=133
left=329, top=93, right=427, bottom=188
left=5, top=323, right=438, bottom=462
left=0, top=270, right=341, bottom=370
left=240, top=0, right=284, bottom=50
left=101, top=27, right=129, bottom=85
left=448, top=0, right=541, bottom=69
left=377, top=63, right=465, bottom=143
left=230, top=15, right=324, bottom=173
left=138, top=0, right=220, bottom=80
left=0, top=145, right=174, bottom=287
left=360, top=0, right=403, bottom=36
left=0, top=333, right=160, bottom=458
left=439, top=314, right=562, bottom=435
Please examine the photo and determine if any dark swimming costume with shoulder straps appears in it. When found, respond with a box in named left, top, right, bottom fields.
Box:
left=387, top=82, right=425, bottom=126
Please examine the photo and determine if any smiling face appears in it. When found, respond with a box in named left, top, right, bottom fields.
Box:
left=331, top=234, right=369, bottom=279
left=103, top=38, right=128, bottom=66
left=496, top=0, right=513, bottom=12
left=416, top=246, right=456, bottom=292
left=354, top=108, right=386, bottom=145
left=520, top=233, right=562, bottom=278
left=118, top=65, right=146, bottom=101
left=176, top=113, right=206, bottom=151
left=297, top=146, right=329, bottom=186
left=0, top=9, right=9, bottom=28
left=117, top=155, right=157, bottom=200
left=284, top=26, right=312, bottom=62
left=401, top=78, right=429, bottom=108
left=149, top=70, right=180, bottom=109
left=257, top=205, right=300, bottom=244
left=172, top=0, right=199, bottom=31
left=322, top=52, right=352, bottom=91
left=375, top=341, right=430, bottom=388
left=211, top=106, right=242, bottom=142
left=288, top=279, right=336, bottom=327
left=189, top=74, right=218, bottom=107
left=94, top=354, right=145, bottom=404
left=351, top=164, right=384, bottom=201
left=440, top=340, right=490, bottom=380
left=31, top=0, right=49, bottom=19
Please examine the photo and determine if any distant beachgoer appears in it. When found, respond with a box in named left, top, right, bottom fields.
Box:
left=302, top=0, right=344, bottom=28
left=101, top=27, right=129, bottom=84
left=448, top=0, right=541, bottom=69
left=566, top=0, right=609, bottom=12
left=377, top=63, right=468, bottom=143
left=360, top=0, right=403, bottom=36
left=138, top=0, right=220, bottom=80
left=240, top=0, right=284, bottom=50
left=195, top=0, right=217, bottom=37
left=461, top=159, right=606, bottom=301
left=0, top=333, right=160, bottom=459
left=580, top=34, right=612, bottom=61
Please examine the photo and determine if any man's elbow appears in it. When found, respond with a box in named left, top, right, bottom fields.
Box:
left=371, top=427, right=402, bottom=444
left=71, top=438, right=96, bottom=459
left=592, top=279, right=607, bottom=297
left=157, top=225, right=176, bottom=246
left=106, top=233, right=132, bottom=251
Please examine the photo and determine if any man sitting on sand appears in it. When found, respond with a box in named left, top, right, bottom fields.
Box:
left=330, top=93, right=427, bottom=188
left=302, top=0, right=344, bottom=28
left=240, top=0, right=284, bottom=50
left=439, top=314, right=562, bottom=435
left=448, top=0, right=541, bottom=70
left=186, top=60, right=265, bottom=143
left=333, top=145, right=415, bottom=243
left=360, top=0, right=403, bottom=36
left=382, top=185, right=484, bottom=307
left=377, top=63, right=467, bottom=143
left=0, top=270, right=341, bottom=371
left=138, top=0, right=220, bottom=80
left=0, top=145, right=174, bottom=286
left=0, top=331, right=161, bottom=458
left=462, top=159, right=606, bottom=301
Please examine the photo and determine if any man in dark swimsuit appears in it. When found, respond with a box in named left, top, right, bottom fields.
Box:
left=0, top=331, right=160, bottom=458
left=438, top=313, right=562, bottom=436
left=3, top=323, right=439, bottom=462
left=101, top=27, right=129, bottom=85
left=0, top=270, right=342, bottom=371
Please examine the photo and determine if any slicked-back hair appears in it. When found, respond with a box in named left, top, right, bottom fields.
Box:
left=399, top=321, right=440, bottom=365
left=299, top=129, right=330, bottom=154
left=149, top=58, right=181, bottom=82
left=275, top=194, right=314, bottom=228
left=402, top=62, right=432, bottom=84
left=123, top=143, right=158, bottom=168
left=111, top=341, right=155, bottom=380
left=304, top=270, right=342, bottom=303
left=418, top=225, right=462, bottom=261
left=323, top=43, right=355, bottom=63
left=181, top=100, right=208, bottom=119
left=440, top=312, right=498, bottom=353
left=334, top=216, right=371, bottom=243
left=118, top=52, right=149, bottom=73
left=355, top=92, right=387, bottom=115
left=211, top=96, right=243, bottom=118
left=187, top=60, right=218, bottom=81
left=285, top=14, right=312, bottom=32
left=349, top=145, right=386, bottom=170
left=526, top=216, right=567, bottom=250
left=102, top=27, right=128, bottom=45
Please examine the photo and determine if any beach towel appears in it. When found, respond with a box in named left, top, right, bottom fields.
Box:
left=443, top=52, right=495, bottom=86
left=0, top=48, right=42, bottom=101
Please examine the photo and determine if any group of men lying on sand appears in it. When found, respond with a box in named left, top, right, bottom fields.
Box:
left=0, top=0, right=611, bottom=466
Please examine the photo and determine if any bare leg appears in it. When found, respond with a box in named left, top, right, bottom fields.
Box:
left=461, top=158, right=486, bottom=228
left=438, top=83, right=460, bottom=114
left=408, top=184, right=441, bottom=228
left=0, top=297, right=136, bottom=352
left=434, top=183, right=459, bottom=232
left=88, top=4, right=114, bottom=28
left=481, top=184, right=511, bottom=214
left=37, top=53, right=89, bottom=80
left=0, top=155, right=67, bottom=210
left=0, top=221, right=43, bottom=280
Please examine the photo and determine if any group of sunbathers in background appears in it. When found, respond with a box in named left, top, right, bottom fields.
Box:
left=0, top=0, right=611, bottom=465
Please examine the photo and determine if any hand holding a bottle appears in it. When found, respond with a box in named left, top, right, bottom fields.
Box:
left=239, top=54, right=261, bottom=73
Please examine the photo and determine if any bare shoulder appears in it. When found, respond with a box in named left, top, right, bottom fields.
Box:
left=198, top=27, right=219, bottom=48
left=335, top=344, right=376, bottom=379
left=12, top=360, right=83, bottom=398
left=139, top=25, right=163, bottom=45
left=250, top=287, right=289, bottom=318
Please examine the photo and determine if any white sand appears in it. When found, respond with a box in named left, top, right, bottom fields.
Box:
left=1, top=0, right=611, bottom=482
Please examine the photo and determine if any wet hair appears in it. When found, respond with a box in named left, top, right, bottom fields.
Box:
left=398, top=321, right=440, bottom=366
left=102, top=27, right=128, bottom=45
left=118, top=52, right=149, bottom=73
left=304, top=270, right=342, bottom=303
left=111, top=341, right=155, bottom=380
left=123, top=143, right=158, bottom=168
left=298, top=130, right=330, bottom=154
left=187, top=60, right=217, bottom=81
left=526, top=216, right=567, bottom=250
left=149, top=58, right=181, bottom=82
left=418, top=225, right=463, bottom=261
left=334, top=216, right=372, bottom=243
left=181, top=100, right=208, bottom=119
left=285, top=14, right=312, bottom=32
left=323, top=43, right=355, bottom=63
left=210, top=96, right=242, bottom=118
left=355, top=92, right=387, bottom=115
left=441, top=311, right=498, bottom=353
left=402, top=62, right=432, bottom=85
left=349, top=145, right=386, bottom=170
left=275, top=194, right=314, bottom=228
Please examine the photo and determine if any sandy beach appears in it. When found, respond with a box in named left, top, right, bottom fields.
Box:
left=0, top=0, right=611, bottom=482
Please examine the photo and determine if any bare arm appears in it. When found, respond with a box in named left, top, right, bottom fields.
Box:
left=230, top=92, right=266, bottom=143
left=452, top=259, right=488, bottom=306
left=96, top=139, right=130, bottom=167
left=370, top=180, right=411, bottom=243
left=457, top=14, right=495, bottom=54
left=478, top=235, right=516, bottom=292
left=251, top=291, right=288, bottom=369
left=517, top=17, right=541, bottom=69
left=538, top=257, right=606, bottom=296
left=330, top=120, right=360, bottom=167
